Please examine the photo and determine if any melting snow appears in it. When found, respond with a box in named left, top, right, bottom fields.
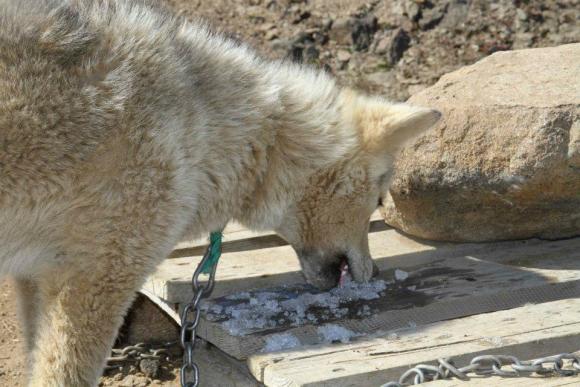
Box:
left=201, top=278, right=390, bottom=336
left=262, top=333, right=301, bottom=352
left=317, top=324, right=360, bottom=343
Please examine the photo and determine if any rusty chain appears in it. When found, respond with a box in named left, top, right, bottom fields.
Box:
left=381, top=352, right=580, bottom=386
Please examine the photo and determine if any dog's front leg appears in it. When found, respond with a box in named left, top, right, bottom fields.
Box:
left=27, top=259, right=154, bottom=387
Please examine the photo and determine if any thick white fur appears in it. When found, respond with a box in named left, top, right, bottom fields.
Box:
left=0, top=1, right=440, bottom=385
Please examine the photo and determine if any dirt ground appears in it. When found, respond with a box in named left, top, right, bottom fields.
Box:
left=0, top=280, right=26, bottom=386
left=1, top=0, right=578, bottom=386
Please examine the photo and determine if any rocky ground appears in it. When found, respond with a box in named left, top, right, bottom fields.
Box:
left=166, top=0, right=579, bottom=100
left=1, top=1, right=578, bottom=386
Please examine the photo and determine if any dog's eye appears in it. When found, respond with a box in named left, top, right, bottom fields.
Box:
left=377, top=197, right=383, bottom=207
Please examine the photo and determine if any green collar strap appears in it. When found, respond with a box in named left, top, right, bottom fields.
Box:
left=199, top=231, right=223, bottom=274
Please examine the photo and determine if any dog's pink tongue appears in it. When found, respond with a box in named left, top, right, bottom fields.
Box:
left=338, top=259, right=350, bottom=287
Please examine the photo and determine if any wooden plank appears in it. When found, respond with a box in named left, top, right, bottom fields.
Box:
left=146, top=223, right=492, bottom=304
left=144, top=225, right=434, bottom=303
left=138, top=288, right=180, bottom=324
left=144, top=215, right=393, bottom=303
left=171, top=225, right=277, bottom=258
left=170, top=211, right=385, bottom=258
left=247, top=299, right=580, bottom=387
left=193, top=338, right=264, bottom=387
left=193, top=236, right=580, bottom=359
left=170, top=233, right=287, bottom=259
left=145, top=215, right=580, bottom=360
left=144, top=242, right=304, bottom=302
left=149, top=218, right=580, bottom=305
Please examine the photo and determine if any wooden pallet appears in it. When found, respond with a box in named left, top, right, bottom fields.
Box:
left=135, top=212, right=580, bottom=386
left=248, top=299, right=580, bottom=386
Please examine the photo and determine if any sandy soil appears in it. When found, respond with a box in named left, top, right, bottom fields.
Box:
left=0, top=280, right=26, bottom=386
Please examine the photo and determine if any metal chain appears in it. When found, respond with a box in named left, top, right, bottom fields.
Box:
left=381, top=352, right=580, bottom=386
left=179, top=241, right=220, bottom=387
left=105, top=342, right=174, bottom=371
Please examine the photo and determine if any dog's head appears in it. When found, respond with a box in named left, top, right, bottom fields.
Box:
left=276, top=94, right=440, bottom=289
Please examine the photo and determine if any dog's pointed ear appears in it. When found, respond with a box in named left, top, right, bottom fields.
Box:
left=355, top=99, right=441, bottom=153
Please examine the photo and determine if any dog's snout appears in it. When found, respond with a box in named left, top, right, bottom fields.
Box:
left=295, top=249, right=344, bottom=290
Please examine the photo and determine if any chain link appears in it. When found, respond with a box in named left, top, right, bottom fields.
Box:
left=381, top=352, right=580, bottom=386
left=105, top=342, right=174, bottom=372
left=179, top=240, right=220, bottom=387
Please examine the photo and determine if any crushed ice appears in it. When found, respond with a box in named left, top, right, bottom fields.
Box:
left=262, top=333, right=301, bottom=352
left=201, top=277, right=390, bottom=336
left=317, top=324, right=360, bottom=343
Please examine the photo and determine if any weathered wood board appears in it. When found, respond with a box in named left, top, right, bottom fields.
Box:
left=145, top=221, right=579, bottom=305
left=189, top=235, right=580, bottom=359
left=138, top=213, right=580, bottom=386
left=144, top=217, right=386, bottom=303
left=169, top=212, right=385, bottom=258
left=247, top=299, right=580, bottom=387
left=171, top=225, right=279, bottom=258
left=193, top=338, right=264, bottom=387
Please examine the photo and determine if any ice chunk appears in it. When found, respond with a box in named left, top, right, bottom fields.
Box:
left=262, top=333, right=301, bottom=352
left=317, top=324, right=359, bottom=343
left=394, top=269, right=409, bottom=281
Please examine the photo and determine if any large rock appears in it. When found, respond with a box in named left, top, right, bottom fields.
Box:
left=382, top=43, right=580, bottom=242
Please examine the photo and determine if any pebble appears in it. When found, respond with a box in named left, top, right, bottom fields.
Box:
left=336, top=49, right=351, bottom=62
left=375, top=28, right=411, bottom=64
left=419, top=4, right=447, bottom=30
left=516, top=8, right=528, bottom=21
left=139, top=358, right=160, bottom=379
left=328, top=17, right=353, bottom=46
left=351, top=15, right=378, bottom=51
left=264, top=29, right=278, bottom=40
left=304, top=45, right=320, bottom=62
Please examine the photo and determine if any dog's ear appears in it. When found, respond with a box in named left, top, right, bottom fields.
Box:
left=355, top=99, right=441, bottom=153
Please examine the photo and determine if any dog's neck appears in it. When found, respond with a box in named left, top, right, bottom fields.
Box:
left=232, top=68, right=357, bottom=231
left=178, top=26, right=356, bottom=234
